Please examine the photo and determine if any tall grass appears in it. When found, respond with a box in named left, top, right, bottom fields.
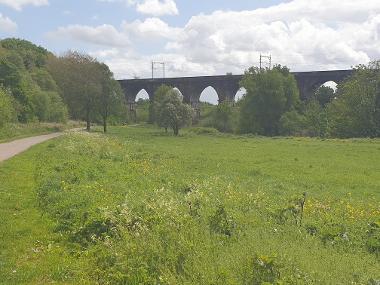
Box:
left=1, top=126, right=379, bottom=284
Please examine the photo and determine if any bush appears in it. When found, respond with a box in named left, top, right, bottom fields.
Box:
left=279, top=99, right=331, bottom=137
left=250, top=255, right=281, bottom=285
left=304, top=100, right=328, bottom=137
left=279, top=109, right=306, bottom=136
left=209, top=205, right=235, bottom=236
left=134, top=99, right=150, bottom=123
left=211, top=102, right=235, bottom=133
left=187, top=127, right=220, bottom=135
left=366, top=222, right=380, bottom=255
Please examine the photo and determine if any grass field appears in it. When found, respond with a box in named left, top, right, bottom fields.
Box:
left=0, top=126, right=379, bottom=284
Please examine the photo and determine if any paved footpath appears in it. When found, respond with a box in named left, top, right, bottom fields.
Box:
left=0, top=133, right=63, bottom=162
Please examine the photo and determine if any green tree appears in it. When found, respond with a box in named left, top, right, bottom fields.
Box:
left=211, top=102, right=234, bottom=133
left=304, top=100, right=328, bottom=137
left=279, top=109, right=306, bottom=136
left=45, top=91, right=68, bottom=123
left=48, top=51, right=127, bottom=131
left=151, top=84, right=173, bottom=127
left=0, top=38, right=68, bottom=124
left=239, top=65, right=300, bottom=135
left=314, top=85, right=335, bottom=107
left=0, top=51, right=32, bottom=122
left=97, top=63, right=125, bottom=133
left=154, top=86, right=193, bottom=135
left=48, top=51, right=102, bottom=131
left=31, top=68, right=59, bottom=92
left=327, top=61, right=380, bottom=138
left=0, top=38, right=49, bottom=69
left=0, top=87, right=16, bottom=127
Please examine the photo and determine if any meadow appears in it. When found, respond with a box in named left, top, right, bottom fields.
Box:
left=0, top=126, right=379, bottom=284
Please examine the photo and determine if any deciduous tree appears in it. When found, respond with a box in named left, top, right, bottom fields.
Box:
left=0, top=87, right=16, bottom=127
left=97, top=63, right=125, bottom=133
left=0, top=39, right=68, bottom=123
left=239, top=65, right=300, bottom=135
left=153, top=85, right=193, bottom=135
left=314, top=85, right=335, bottom=107
left=151, top=84, right=173, bottom=128
left=48, top=51, right=102, bottom=131
left=212, top=102, right=234, bottom=133
left=327, top=61, right=380, bottom=138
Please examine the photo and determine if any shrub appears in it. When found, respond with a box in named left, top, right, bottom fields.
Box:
left=211, top=102, right=234, bottom=133
left=366, top=222, right=380, bottom=255
left=304, top=100, right=328, bottom=137
left=279, top=109, right=306, bottom=136
left=187, top=127, right=220, bottom=135
left=241, top=255, right=281, bottom=285
left=209, top=205, right=235, bottom=236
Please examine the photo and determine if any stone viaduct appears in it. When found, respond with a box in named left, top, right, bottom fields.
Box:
left=118, top=70, right=353, bottom=109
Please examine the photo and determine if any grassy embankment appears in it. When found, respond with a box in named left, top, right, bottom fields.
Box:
left=0, top=121, right=84, bottom=143
left=0, top=126, right=379, bottom=284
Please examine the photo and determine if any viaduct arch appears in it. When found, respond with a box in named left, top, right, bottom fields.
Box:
left=118, top=70, right=353, bottom=109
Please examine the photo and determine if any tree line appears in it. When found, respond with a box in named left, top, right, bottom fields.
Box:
left=1, top=38, right=379, bottom=138
left=0, top=38, right=125, bottom=132
left=189, top=63, right=379, bottom=138
left=143, top=62, right=379, bottom=138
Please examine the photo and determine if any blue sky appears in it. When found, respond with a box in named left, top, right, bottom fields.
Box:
left=1, top=0, right=380, bottom=103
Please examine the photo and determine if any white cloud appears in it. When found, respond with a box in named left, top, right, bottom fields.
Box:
left=0, top=13, right=17, bottom=33
left=122, top=17, right=181, bottom=40
left=162, top=0, right=380, bottom=73
left=48, top=17, right=179, bottom=48
left=136, top=0, right=178, bottom=16
left=0, top=0, right=48, bottom=11
left=90, top=48, right=214, bottom=79
left=97, top=0, right=178, bottom=16
left=47, top=24, right=130, bottom=47
left=53, top=0, right=380, bottom=78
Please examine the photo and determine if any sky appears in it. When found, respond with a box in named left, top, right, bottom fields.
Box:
left=1, top=0, right=380, bottom=103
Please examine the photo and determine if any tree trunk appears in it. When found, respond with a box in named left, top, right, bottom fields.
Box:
left=86, top=108, right=91, bottom=132
left=103, top=111, right=108, bottom=133
left=103, top=118, right=107, bottom=133
left=174, top=124, right=179, bottom=136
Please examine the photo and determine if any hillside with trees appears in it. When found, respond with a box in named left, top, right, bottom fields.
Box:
left=0, top=38, right=67, bottom=124
left=0, top=38, right=126, bottom=134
